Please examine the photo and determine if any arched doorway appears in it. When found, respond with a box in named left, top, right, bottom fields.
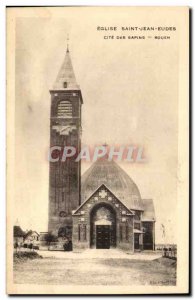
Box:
left=90, top=203, right=116, bottom=249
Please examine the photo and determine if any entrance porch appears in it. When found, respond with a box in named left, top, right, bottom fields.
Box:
left=72, top=184, right=135, bottom=252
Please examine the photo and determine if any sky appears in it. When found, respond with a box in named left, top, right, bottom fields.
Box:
left=14, top=7, right=180, bottom=243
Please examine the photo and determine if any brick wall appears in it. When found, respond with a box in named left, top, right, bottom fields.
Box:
left=72, top=185, right=134, bottom=252
left=48, top=90, right=82, bottom=234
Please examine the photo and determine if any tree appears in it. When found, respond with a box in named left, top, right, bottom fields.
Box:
left=28, top=243, right=33, bottom=251
left=14, top=241, right=19, bottom=253
left=45, top=232, right=57, bottom=250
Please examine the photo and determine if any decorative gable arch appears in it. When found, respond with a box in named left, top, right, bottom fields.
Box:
left=72, top=184, right=135, bottom=251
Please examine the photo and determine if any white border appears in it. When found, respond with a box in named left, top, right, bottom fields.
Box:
left=1, top=1, right=193, bottom=299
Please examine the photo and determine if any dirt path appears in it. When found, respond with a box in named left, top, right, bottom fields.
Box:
left=37, top=249, right=162, bottom=260
left=14, top=255, right=176, bottom=286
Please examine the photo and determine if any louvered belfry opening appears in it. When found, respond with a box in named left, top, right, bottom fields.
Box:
left=57, top=100, right=72, bottom=118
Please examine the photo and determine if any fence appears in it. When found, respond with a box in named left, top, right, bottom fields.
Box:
left=156, top=244, right=177, bottom=259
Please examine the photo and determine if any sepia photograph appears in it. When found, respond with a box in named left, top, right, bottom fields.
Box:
left=6, top=6, right=189, bottom=294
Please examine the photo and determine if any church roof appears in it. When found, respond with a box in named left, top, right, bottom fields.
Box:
left=81, top=158, right=144, bottom=211
left=14, top=226, right=25, bottom=237
left=142, top=199, right=155, bottom=221
left=53, top=48, right=80, bottom=91
left=24, top=230, right=40, bottom=239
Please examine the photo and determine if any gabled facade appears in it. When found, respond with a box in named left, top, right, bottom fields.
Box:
left=72, top=184, right=155, bottom=252
left=24, top=231, right=40, bottom=245
left=72, top=184, right=135, bottom=251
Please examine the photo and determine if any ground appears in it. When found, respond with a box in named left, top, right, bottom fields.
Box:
left=13, top=249, right=176, bottom=286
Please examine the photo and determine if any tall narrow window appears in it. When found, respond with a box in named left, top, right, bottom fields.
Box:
left=63, top=82, right=67, bottom=88
left=120, top=225, right=123, bottom=242
left=57, top=100, right=72, bottom=118
left=126, top=225, right=128, bottom=241
left=83, top=225, right=87, bottom=241
left=78, top=224, right=81, bottom=241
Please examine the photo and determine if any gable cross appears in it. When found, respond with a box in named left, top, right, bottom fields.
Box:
left=99, top=189, right=108, bottom=199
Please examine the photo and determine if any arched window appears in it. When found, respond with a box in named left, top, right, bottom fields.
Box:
left=57, top=100, right=72, bottom=118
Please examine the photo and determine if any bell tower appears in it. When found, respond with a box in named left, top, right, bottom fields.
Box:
left=48, top=45, right=83, bottom=237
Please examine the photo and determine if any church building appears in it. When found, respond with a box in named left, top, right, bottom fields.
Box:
left=48, top=46, right=155, bottom=252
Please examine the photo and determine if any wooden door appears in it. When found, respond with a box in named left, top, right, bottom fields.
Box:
left=96, top=225, right=110, bottom=249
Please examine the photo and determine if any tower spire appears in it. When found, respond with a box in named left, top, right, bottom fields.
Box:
left=52, top=36, right=80, bottom=90
left=66, top=34, right=69, bottom=53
